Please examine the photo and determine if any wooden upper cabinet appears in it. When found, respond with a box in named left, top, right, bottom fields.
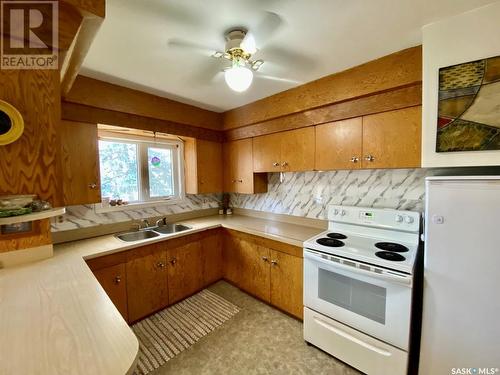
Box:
left=59, top=120, right=101, bottom=205
left=362, top=106, right=422, bottom=169
left=252, top=127, right=315, bottom=172
left=223, top=138, right=267, bottom=194
left=126, top=244, right=169, bottom=322
left=315, top=118, right=363, bottom=170
left=253, top=132, right=281, bottom=172
left=93, top=263, right=128, bottom=321
left=166, top=241, right=203, bottom=304
left=185, top=138, right=223, bottom=194
left=280, top=127, right=315, bottom=172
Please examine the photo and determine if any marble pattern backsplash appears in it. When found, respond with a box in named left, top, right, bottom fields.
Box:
left=51, top=194, right=221, bottom=232
left=230, top=169, right=431, bottom=220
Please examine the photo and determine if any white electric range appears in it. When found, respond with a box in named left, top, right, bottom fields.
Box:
left=303, top=205, right=421, bottom=375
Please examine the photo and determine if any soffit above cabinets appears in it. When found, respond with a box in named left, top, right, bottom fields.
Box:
left=81, top=0, right=497, bottom=112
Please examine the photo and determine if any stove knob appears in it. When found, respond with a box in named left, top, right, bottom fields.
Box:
left=333, top=208, right=339, bottom=215
left=404, top=216, right=414, bottom=224
left=395, top=214, right=403, bottom=223
left=340, top=209, right=346, bottom=216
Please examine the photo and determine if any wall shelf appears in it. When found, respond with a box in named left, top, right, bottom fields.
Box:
left=0, top=207, right=66, bottom=225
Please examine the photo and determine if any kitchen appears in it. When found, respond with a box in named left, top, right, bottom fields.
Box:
left=0, top=1, right=499, bottom=374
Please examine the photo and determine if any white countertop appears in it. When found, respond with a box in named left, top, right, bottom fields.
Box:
left=0, top=214, right=322, bottom=375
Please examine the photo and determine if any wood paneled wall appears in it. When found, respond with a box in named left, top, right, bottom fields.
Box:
left=223, top=45, right=422, bottom=130
left=0, top=69, right=62, bottom=205
left=62, top=101, right=223, bottom=142
left=65, top=76, right=223, bottom=130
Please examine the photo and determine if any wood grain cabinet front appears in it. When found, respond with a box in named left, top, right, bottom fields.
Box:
left=223, top=138, right=267, bottom=194
left=201, top=229, right=223, bottom=286
left=59, top=120, right=101, bottom=205
left=253, top=127, right=315, bottom=173
left=166, top=240, right=204, bottom=305
left=222, top=229, right=303, bottom=319
left=361, top=106, right=422, bottom=169
left=184, top=138, right=223, bottom=194
left=126, top=244, right=169, bottom=323
left=92, top=263, right=129, bottom=321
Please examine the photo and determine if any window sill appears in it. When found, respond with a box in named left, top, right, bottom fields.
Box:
left=94, top=197, right=185, bottom=214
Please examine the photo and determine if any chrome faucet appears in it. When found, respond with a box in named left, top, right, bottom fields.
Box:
left=156, top=217, right=167, bottom=227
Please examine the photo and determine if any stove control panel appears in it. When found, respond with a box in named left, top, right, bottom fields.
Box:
left=328, top=205, right=420, bottom=232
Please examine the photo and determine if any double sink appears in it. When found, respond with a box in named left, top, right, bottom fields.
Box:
left=116, top=223, right=192, bottom=242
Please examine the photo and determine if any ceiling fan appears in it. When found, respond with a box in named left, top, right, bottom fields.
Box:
left=168, top=11, right=305, bottom=92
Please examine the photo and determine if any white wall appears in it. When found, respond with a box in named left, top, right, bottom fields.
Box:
left=422, top=1, right=500, bottom=167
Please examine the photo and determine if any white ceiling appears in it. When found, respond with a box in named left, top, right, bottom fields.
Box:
left=81, top=0, right=497, bottom=112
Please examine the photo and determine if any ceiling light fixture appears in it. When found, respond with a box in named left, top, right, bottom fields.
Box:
left=224, top=59, right=253, bottom=92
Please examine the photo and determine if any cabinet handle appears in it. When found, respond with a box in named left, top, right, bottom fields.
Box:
left=271, top=260, right=278, bottom=266
left=156, top=262, right=165, bottom=268
left=281, top=162, right=288, bottom=167
left=88, top=183, right=98, bottom=189
left=364, top=155, right=375, bottom=162
left=262, top=256, right=268, bottom=262
left=170, top=258, right=177, bottom=265
left=237, top=179, right=243, bottom=183
left=114, top=275, right=121, bottom=284
left=350, top=156, right=359, bottom=163
left=272, top=162, right=280, bottom=167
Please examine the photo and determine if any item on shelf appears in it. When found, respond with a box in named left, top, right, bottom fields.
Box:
left=101, top=197, right=110, bottom=207
left=0, top=194, right=37, bottom=210
left=226, top=208, right=233, bottom=215
left=110, top=199, right=117, bottom=206
left=0, top=207, right=32, bottom=217
left=27, top=200, right=51, bottom=212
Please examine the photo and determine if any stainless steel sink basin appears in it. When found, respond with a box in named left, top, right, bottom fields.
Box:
left=116, top=230, right=160, bottom=242
left=152, top=223, right=192, bottom=235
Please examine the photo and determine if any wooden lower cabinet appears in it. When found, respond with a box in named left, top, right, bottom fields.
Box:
left=126, top=244, right=169, bottom=322
left=166, top=241, right=203, bottom=304
left=270, top=250, right=304, bottom=319
left=222, top=229, right=303, bottom=319
left=201, top=229, right=223, bottom=286
left=93, top=263, right=129, bottom=321
left=89, top=228, right=304, bottom=324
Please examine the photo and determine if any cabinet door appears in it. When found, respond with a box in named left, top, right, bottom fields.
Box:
left=280, top=127, right=315, bottom=172
left=202, top=230, right=223, bottom=286
left=222, top=231, right=242, bottom=285
left=223, top=139, right=267, bottom=194
left=167, top=241, right=203, bottom=304
left=197, top=140, right=223, bottom=193
left=315, top=118, right=362, bottom=170
left=362, top=106, right=422, bottom=169
left=270, top=250, right=303, bottom=319
left=126, top=246, right=168, bottom=322
left=222, top=231, right=270, bottom=302
left=239, top=239, right=271, bottom=302
left=253, top=133, right=282, bottom=173
left=60, top=120, right=101, bottom=205
left=93, top=263, right=128, bottom=321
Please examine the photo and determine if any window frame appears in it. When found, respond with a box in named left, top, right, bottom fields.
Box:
left=96, top=135, right=185, bottom=212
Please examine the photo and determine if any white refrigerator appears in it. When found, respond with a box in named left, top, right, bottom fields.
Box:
left=419, top=176, right=500, bottom=374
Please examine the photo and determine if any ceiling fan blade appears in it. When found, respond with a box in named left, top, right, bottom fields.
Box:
left=263, top=46, right=316, bottom=70
left=241, top=11, right=284, bottom=53
left=192, top=59, right=228, bottom=86
left=256, top=74, right=302, bottom=85
left=167, top=38, right=221, bottom=57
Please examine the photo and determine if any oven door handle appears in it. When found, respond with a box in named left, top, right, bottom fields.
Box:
left=304, top=249, right=412, bottom=286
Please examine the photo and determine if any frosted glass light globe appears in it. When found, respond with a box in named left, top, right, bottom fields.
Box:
left=224, top=66, right=253, bottom=92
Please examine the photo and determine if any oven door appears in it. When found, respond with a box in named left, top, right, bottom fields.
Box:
left=304, top=248, right=412, bottom=350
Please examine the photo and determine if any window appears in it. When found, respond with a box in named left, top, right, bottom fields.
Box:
left=98, top=137, right=184, bottom=205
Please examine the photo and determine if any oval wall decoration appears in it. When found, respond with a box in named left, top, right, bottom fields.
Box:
left=0, top=100, right=24, bottom=146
